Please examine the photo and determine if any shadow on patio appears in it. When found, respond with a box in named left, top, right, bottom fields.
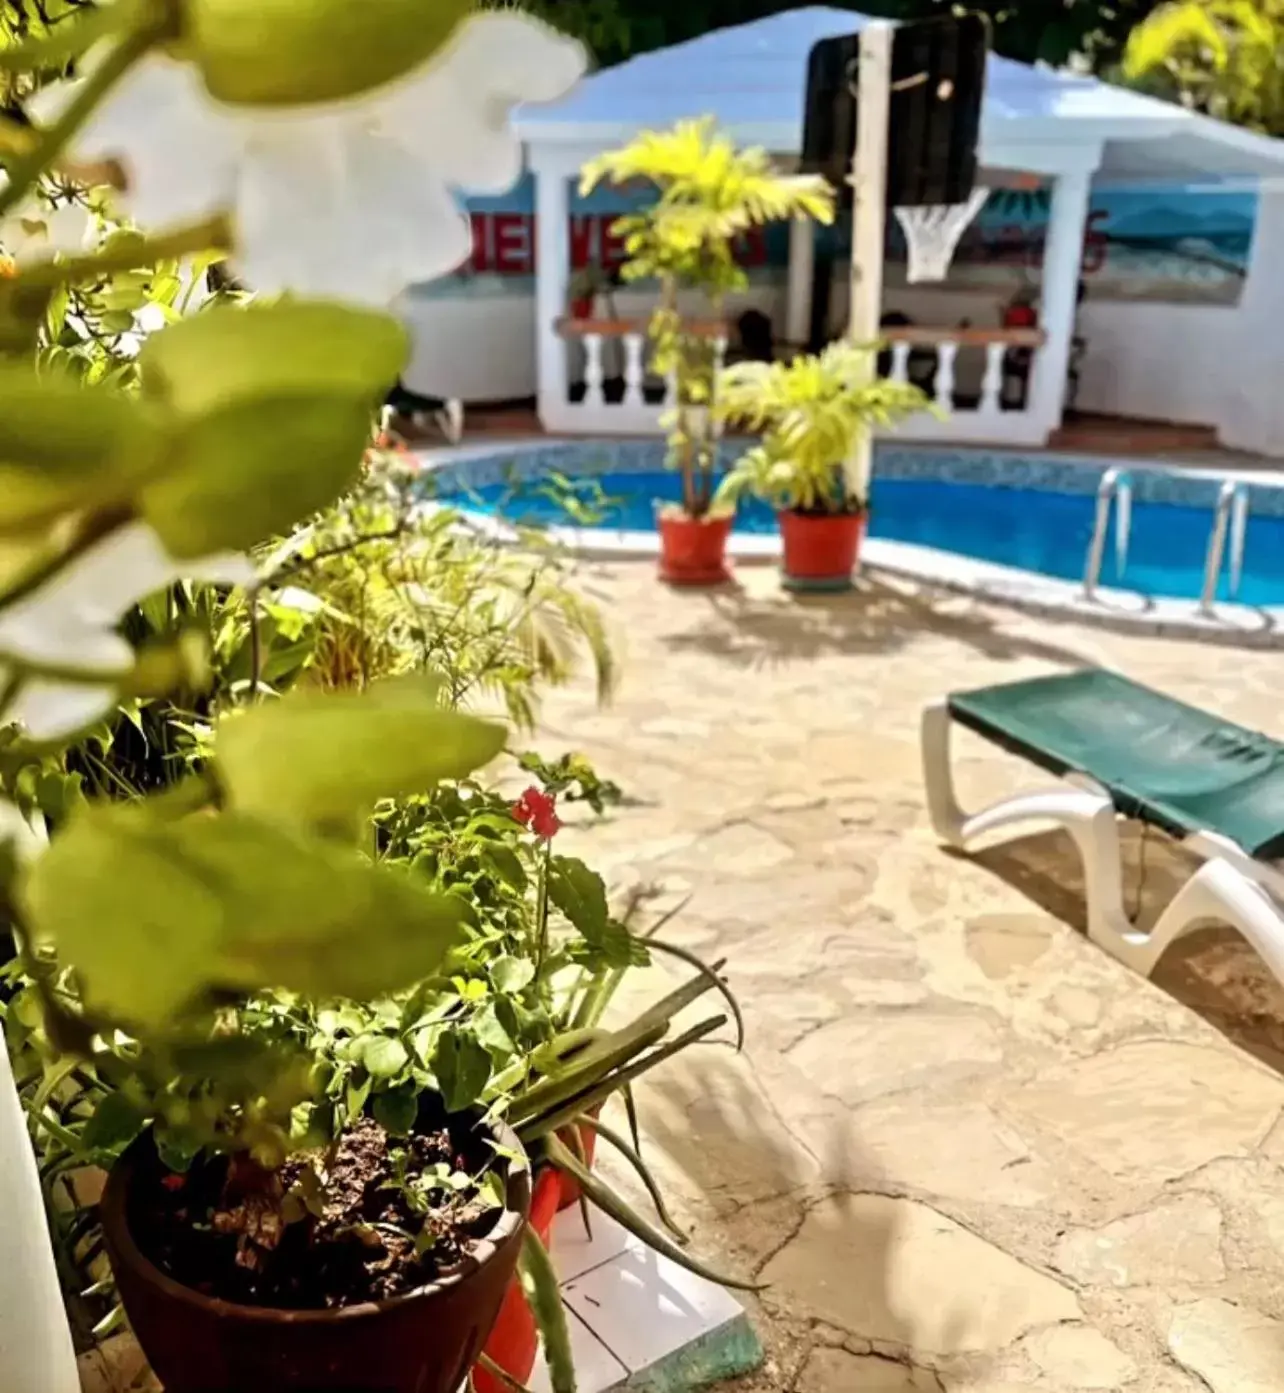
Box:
left=657, top=573, right=1102, bottom=671
left=628, top=1049, right=1000, bottom=1388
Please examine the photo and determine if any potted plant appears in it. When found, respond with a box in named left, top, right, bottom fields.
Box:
left=567, top=263, right=609, bottom=321
left=714, top=342, right=928, bottom=590
left=11, top=672, right=540, bottom=1393
left=580, top=118, right=834, bottom=586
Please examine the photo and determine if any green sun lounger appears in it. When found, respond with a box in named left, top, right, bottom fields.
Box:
left=922, top=667, right=1284, bottom=985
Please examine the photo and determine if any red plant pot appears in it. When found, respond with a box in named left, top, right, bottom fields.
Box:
left=658, top=512, right=733, bottom=587
left=569, top=295, right=595, bottom=319
left=472, top=1166, right=563, bottom=1393
left=778, top=509, right=864, bottom=591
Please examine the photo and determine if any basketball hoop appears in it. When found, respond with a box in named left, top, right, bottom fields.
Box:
left=894, top=186, right=990, bottom=283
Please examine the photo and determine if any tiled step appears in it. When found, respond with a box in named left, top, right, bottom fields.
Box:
left=526, top=1209, right=761, bottom=1393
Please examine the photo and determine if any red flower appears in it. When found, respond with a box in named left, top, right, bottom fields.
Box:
left=513, top=786, right=561, bottom=840
left=161, top=1174, right=186, bottom=1193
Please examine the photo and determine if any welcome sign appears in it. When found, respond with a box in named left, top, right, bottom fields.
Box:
left=412, top=174, right=1257, bottom=306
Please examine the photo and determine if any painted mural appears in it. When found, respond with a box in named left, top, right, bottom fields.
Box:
left=408, top=173, right=1257, bottom=306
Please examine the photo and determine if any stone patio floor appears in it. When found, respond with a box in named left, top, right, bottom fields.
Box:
left=81, top=560, right=1284, bottom=1393
left=535, top=562, right=1284, bottom=1393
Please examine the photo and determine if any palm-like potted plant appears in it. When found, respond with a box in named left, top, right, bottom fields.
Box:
left=714, top=342, right=928, bottom=590
left=580, top=118, right=834, bottom=586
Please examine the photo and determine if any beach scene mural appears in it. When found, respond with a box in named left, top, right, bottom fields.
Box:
left=408, top=173, right=1257, bottom=307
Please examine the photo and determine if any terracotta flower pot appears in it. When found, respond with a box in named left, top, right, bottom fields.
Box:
left=658, top=512, right=733, bottom=587
left=472, top=1166, right=563, bottom=1393
left=100, top=1121, right=530, bottom=1393
left=475, top=1112, right=601, bottom=1393
left=778, top=509, right=865, bottom=591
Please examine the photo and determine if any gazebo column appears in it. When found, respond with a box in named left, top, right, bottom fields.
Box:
left=531, top=147, right=585, bottom=433
left=1027, top=166, right=1093, bottom=441
left=784, top=216, right=815, bottom=350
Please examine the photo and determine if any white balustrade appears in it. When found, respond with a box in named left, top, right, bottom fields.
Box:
left=890, top=341, right=912, bottom=384
left=934, top=341, right=958, bottom=411
left=623, top=332, right=646, bottom=407
left=979, top=341, right=1006, bottom=416
left=582, top=332, right=605, bottom=408
left=551, top=321, right=1049, bottom=446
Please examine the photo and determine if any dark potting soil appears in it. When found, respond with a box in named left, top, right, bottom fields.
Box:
left=131, top=1118, right=503, bottom=1310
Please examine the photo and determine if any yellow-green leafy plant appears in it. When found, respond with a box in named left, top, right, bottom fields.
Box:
left=268, top=454, right=617, bottom=732
left=0, top=0, right=590, bottom=1388
left=714, top=342, right=928, bottom=515
left=580, top=118, right=834, bottom=518
left=1123, top=0, right=1284, bottom=133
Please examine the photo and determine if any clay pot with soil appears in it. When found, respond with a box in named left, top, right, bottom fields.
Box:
left=100, top=1108, right=530, bottom=1393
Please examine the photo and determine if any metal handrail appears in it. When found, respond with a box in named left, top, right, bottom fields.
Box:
left=1082, top=468, right=1133, bottom=601
left=1200, top=479, right=1250, bottom=615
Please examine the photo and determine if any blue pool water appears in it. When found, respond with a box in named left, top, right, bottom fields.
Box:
left=435, top=464, right=1284, bottom=608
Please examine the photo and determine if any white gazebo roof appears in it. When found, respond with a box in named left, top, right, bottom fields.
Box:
left=516, top=6, right=1284, bottom=183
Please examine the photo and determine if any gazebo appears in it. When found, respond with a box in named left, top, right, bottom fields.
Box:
left=515, top=6, right=1284, bottom=449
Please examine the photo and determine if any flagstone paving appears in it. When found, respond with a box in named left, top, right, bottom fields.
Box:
left=79, top=561, right=1284, bottom=1392
left=535, top=562, right=1284, bottom=1393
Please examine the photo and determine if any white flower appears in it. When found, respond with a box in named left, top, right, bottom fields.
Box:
left=0, top=521, right=255, bottom=742
left=0, top=199, right=94, bottom=265
left=38, top=13, right=584, bottom=305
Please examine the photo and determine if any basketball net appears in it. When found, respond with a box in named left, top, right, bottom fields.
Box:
left=894, top=186, right=990, bottom=284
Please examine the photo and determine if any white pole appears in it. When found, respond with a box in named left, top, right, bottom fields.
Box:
left=845, top=21, right=893, bottom=504
left=0, top=1046, right=80, bottom=1393
left=785, top=216, right=815, bottom=349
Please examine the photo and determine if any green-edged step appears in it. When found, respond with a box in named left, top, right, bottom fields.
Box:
left=948, top=667, right=1284, bottom=857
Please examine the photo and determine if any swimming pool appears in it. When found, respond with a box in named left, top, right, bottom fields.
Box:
left=425, top=440, right=1284, bottom=618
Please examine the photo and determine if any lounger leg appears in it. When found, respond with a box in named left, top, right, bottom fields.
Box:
left=1109, top=858, right=1284, bottom=982
left=921, top=701, right=967, bottom=847
left=921, top=701, right=1138, bottom=954
left=921, top=707, right=1284, bottom=988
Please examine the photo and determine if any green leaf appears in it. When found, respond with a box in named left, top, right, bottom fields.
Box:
left=474, top=999, right=517, bottom=1060
left=0, top=362, right=160, bottom=535
left=548, top=857, right=610, bottom=939
left=491, top=955, right=535, bottom=995
left=433, top=1029, right=492, bottom=1113
left=141, top=395, right=375, bottom=558
left=21, top=804, right=470, bottom=1028
left=362, top=1035, right=409, bottom=1080
left=519, top=1227, right=576, bottom=1393
left=372, top=1086, right=419, bottom=1137
left=139, top=301, right=408, bottom=418
left=186, top=0, right=471, bottom=107
left=216, top=675, right=507, bottom=828
left=137, top=301, right=408, bottom=557
left=80, top=1092, right=146, bottom=1156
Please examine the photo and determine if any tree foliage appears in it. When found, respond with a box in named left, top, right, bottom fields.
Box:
left=520, top=0, right=1163, bottom=70
left=1123, top=0, right=1284, bottom=134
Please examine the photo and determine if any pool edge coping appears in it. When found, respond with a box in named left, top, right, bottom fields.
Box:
left=414, top=442, right=1284, bottom=648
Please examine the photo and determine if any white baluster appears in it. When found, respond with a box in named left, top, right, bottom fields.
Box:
left=890, top=341, right=911, bottom=384
left=934, top=340, right=958, bottom=411
left=583, top=333, right=605, bottom=406
left=623, top=333, right=645, bottom=407
left=979, top=341, right=1005, bottom=415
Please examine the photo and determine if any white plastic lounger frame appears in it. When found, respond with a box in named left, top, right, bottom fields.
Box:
left=921, top=700, right=1284, bottom=985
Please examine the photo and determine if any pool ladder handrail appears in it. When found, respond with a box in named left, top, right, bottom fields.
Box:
left=1200, top=478, right=1250, bottom=616
left=1082, top=468, right=1134, bottom=601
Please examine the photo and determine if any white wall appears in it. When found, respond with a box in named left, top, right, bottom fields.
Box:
left=1076, top=187, right=1284, bottom=457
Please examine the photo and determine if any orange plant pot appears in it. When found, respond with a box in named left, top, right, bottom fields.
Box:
left=658, top=513, right=733, bottom=587
left=471, top=1166, right=563, bottom=1393
left=778, top=509, right=864, bottom=590
left=472, top=1113, right=600, bottom=1393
